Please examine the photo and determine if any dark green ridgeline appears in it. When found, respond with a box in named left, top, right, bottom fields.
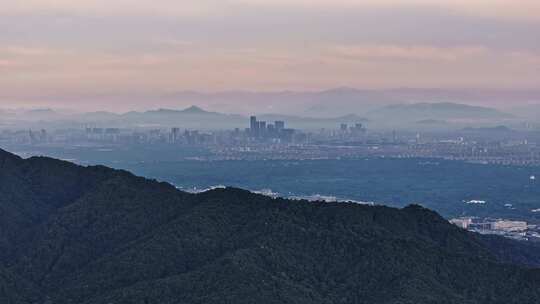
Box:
left=0, top=149, right=539, bottom=304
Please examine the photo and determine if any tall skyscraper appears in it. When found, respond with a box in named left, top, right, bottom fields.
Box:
left=258, top=121, right=267, bottom=135
left=171, top=127, right=180, bottom=143
left=275, top=121, right=285, bottom=131
left=250, top=116, right=260, bottom=138
left=250, top=116, right=258, bottom=132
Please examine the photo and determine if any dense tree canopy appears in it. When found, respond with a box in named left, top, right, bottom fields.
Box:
left=0, top=149, right=538, bottom=304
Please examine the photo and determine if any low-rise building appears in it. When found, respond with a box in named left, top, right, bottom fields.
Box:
left=491, top=220, right=528, bottom=232
left=450, top=217, right=473, bottom=229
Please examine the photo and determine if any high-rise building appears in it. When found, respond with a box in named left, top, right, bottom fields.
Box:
left=251, top=116, right=287, bottom=139
left=340, top=123, right=348, bottom=131
left=171, top=127, right=180, bottom=143
left=258, top=121, right=267, bottom=136
left=250, top=116, right=259, bottom=138
left=250, top=116, right=258, bottom=132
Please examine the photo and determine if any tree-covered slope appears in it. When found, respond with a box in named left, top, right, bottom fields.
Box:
left=0, top=149, right=538, bottom=304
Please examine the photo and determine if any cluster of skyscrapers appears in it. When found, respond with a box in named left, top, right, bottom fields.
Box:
left=340, top=123, right=367, bottom=134
left=249, top=116, right=292, bottom=141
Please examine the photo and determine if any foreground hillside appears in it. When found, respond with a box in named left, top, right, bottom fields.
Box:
left=0, top=149, right=539, bottom=304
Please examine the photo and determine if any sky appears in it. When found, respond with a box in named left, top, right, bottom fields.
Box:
left=0, top=0, right=539, bottom=111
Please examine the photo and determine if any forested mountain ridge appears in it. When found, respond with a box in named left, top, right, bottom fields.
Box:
left=0, top=149, right=539, bottom=304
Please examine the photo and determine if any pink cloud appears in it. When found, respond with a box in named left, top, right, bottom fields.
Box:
left=330, top=45, right=488, bottom=62
left=0, top=59, right=22, bottom=68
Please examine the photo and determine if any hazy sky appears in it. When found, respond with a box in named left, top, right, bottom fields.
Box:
left=1, top=0, right=539, bottom=110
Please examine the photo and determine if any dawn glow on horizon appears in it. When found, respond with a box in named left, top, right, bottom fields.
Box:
left=0, top=0, right=538, bottom=110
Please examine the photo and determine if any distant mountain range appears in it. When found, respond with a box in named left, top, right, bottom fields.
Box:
left=4, top=87, right=539, bottom=119
left=0, top=100, right=527, bottom=131
left=0, top=105, right=369, bottom=130
left=80, top=102, right=515, bottom=129
left=367, top=102, right=514, bottom=127
left=507, top=104, right=540, bottom=120
left=147, top=87, right=540, bottom=118
left=99, top=106, right=369, bottom=129
left=157, top=87, right=391, bottom=117
left=0, top=149, right=540, bottom=303
left=114, top=106, right=245, bottom=129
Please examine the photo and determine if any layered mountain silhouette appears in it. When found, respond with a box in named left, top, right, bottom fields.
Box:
left=95, top=106, right=369, bottom=129
left=0, top=148, right=539, bottom=303
left=1, top=106, right=368, bottom=130
left=3, top=90, right=526, bottom=130
left=367, top=102, right=513, bottom=125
